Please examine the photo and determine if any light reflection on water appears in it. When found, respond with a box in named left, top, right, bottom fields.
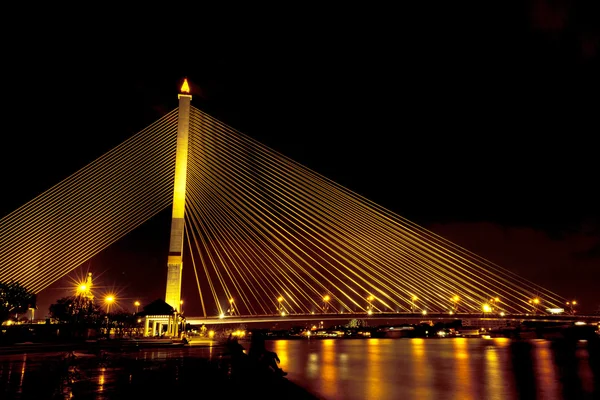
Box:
left=265, top=338, right=599, bottom=400
left=1, top=339, right=598, bottom=399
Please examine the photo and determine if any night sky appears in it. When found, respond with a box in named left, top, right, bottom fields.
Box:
left=2, top=2, right=599, bottom=316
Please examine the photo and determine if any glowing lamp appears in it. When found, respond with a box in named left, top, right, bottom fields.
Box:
left=180, top=78, right=190, bottom=93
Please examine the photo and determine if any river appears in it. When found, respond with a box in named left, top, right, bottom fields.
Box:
left=1, top=337, right=598, bottom=399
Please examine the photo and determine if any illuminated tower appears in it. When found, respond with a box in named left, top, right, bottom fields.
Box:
left=165, top=78, right=191, bottom=312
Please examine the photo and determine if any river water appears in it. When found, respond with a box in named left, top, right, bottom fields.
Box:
left=1, top=338, right=598, bottom=399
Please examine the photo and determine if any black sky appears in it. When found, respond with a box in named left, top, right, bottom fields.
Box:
left=2, top=2, right=599, bottom=314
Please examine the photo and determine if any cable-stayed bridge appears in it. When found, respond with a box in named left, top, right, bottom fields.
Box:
left=0, top=83, right=588, bottom=326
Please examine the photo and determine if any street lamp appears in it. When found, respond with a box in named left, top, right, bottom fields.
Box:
left=367, top=295, right=375, bottom=313
left=529, top=298, right=540, bottom=314
left=134, top=301, right=140, bottom=314
left=104, top=295, right=115, bottom=338
left=411, top=295, right=418, bottom=313
left=322, top=295, right=330, bottom=313
left=105, top=295, right=115, bottom=313
left=180, top=300, right=184, bottom=314
left=227, top=298, right=235, bottom=316
left=277, top=296, right=284, bottom=314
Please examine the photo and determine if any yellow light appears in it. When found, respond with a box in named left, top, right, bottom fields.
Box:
left=323, top=295, right=330, bottom=302
left=482, top=304, right=492, bottom=313
left=180, top=78, right=190, bottom=93
left=208, top=330, right=215, bottom=338
left=449, top=311, right=454, bottom=315
left=137, top=319, right=142, bottom=323
left=281, top=311, right=286, bottom=316
left=533, top=298, right=540, bottom=304
left=500, top=312, right=505, bottom=317
left=572, top=300, right=577, bottom=305
left=495, top=297, right=500, bottom=302
left=278, top=296, right=284, bottom=302
left=105, top=295, right=115, bottom=304
left=134, top=301, right=140, bottom=307
left=229, top=298, right=234, bottom=304
left=367, top=310, right=373, bottom=315
left=367, top=295, right=375, bottom=302
left=422, top=310, right=427, bottom=315
left=219, top=313, right=225, bottom=319
left=412, top=295, right=418, bottom=301
left=453, top=296, right=459, bottom=302
left=78, top=284, right=87, bottom=292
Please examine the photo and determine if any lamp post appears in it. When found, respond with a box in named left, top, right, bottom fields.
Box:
left=134, top=301, right=140, bottom=314
left=529, top=298, right=540, bottom=314
left=322, top=295, right=330, bottom=313
left=104, top=295, right=115, bottom=338
left=493, top=297, right=501, bottom=314
left=105, top=295, right=115, bottom=313
left=411, top=295, right=418, bottom=313
left=366, top=295, right=374, bottom=314
left=566, top=300, right=577, bottom=315
left=228, top=298, right=235, bottom=316
left=482, top=303, right=492, bottom=314
left=277, top=296, right=285, bottom=315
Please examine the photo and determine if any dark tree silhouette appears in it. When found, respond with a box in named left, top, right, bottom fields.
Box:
left=49, top=296, right=102, bottom=324
left=0, top=281, right=36, bottom=323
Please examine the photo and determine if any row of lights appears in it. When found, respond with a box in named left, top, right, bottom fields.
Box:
left=90, top=291, right=580, bottom=317
left=217, top=294, right=505, bottom=317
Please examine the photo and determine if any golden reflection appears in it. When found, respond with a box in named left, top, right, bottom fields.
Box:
left=320, top=339, right=338, bottom=397
left=307, top=352, right=319, bottom=378
left=453, top=338, right=472, bottom=399
left=273, top=340, right=289, bottom=371
left=19, top=354, right=27, bottom=391
left=493, top=337, right=510, bottom=347
left=98, top=367, right=106, bottom=392
left=532, top=341, right=559, bottom=397
left=366, top=339, right=382, bottom=399
left=484, top=343, right=502, bottom=399
left=411, top=338, right=432, bottom=399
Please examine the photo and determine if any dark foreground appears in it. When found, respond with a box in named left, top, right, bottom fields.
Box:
left=0, top=346, right=322, bottom=399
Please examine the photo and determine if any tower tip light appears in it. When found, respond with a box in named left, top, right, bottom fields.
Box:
left=180, top=78, right=190, bottom=94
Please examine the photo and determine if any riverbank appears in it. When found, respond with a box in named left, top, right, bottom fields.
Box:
left=0, top=338, right=186, bottom=356
left=0, top=341, right=323, bottom=399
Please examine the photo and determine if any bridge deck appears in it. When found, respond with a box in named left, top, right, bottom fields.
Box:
left=184, top=312, right=600, bottom=325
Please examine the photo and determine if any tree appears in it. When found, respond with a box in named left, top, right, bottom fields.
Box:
left=0, top=282, right=36, bottom=323
left=49, top=296, right=102, bottom=324
left=346, top=319, right=366, bottom=328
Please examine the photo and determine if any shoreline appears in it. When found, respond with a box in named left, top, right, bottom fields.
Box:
left=0, top=340, right=323, bottom=399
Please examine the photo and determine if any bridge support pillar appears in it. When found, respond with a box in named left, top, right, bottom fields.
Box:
left=165, top=79, right=192, bottom=312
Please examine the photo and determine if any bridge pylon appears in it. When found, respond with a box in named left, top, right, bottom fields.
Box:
left=164, top=79, right=192, bottom=335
